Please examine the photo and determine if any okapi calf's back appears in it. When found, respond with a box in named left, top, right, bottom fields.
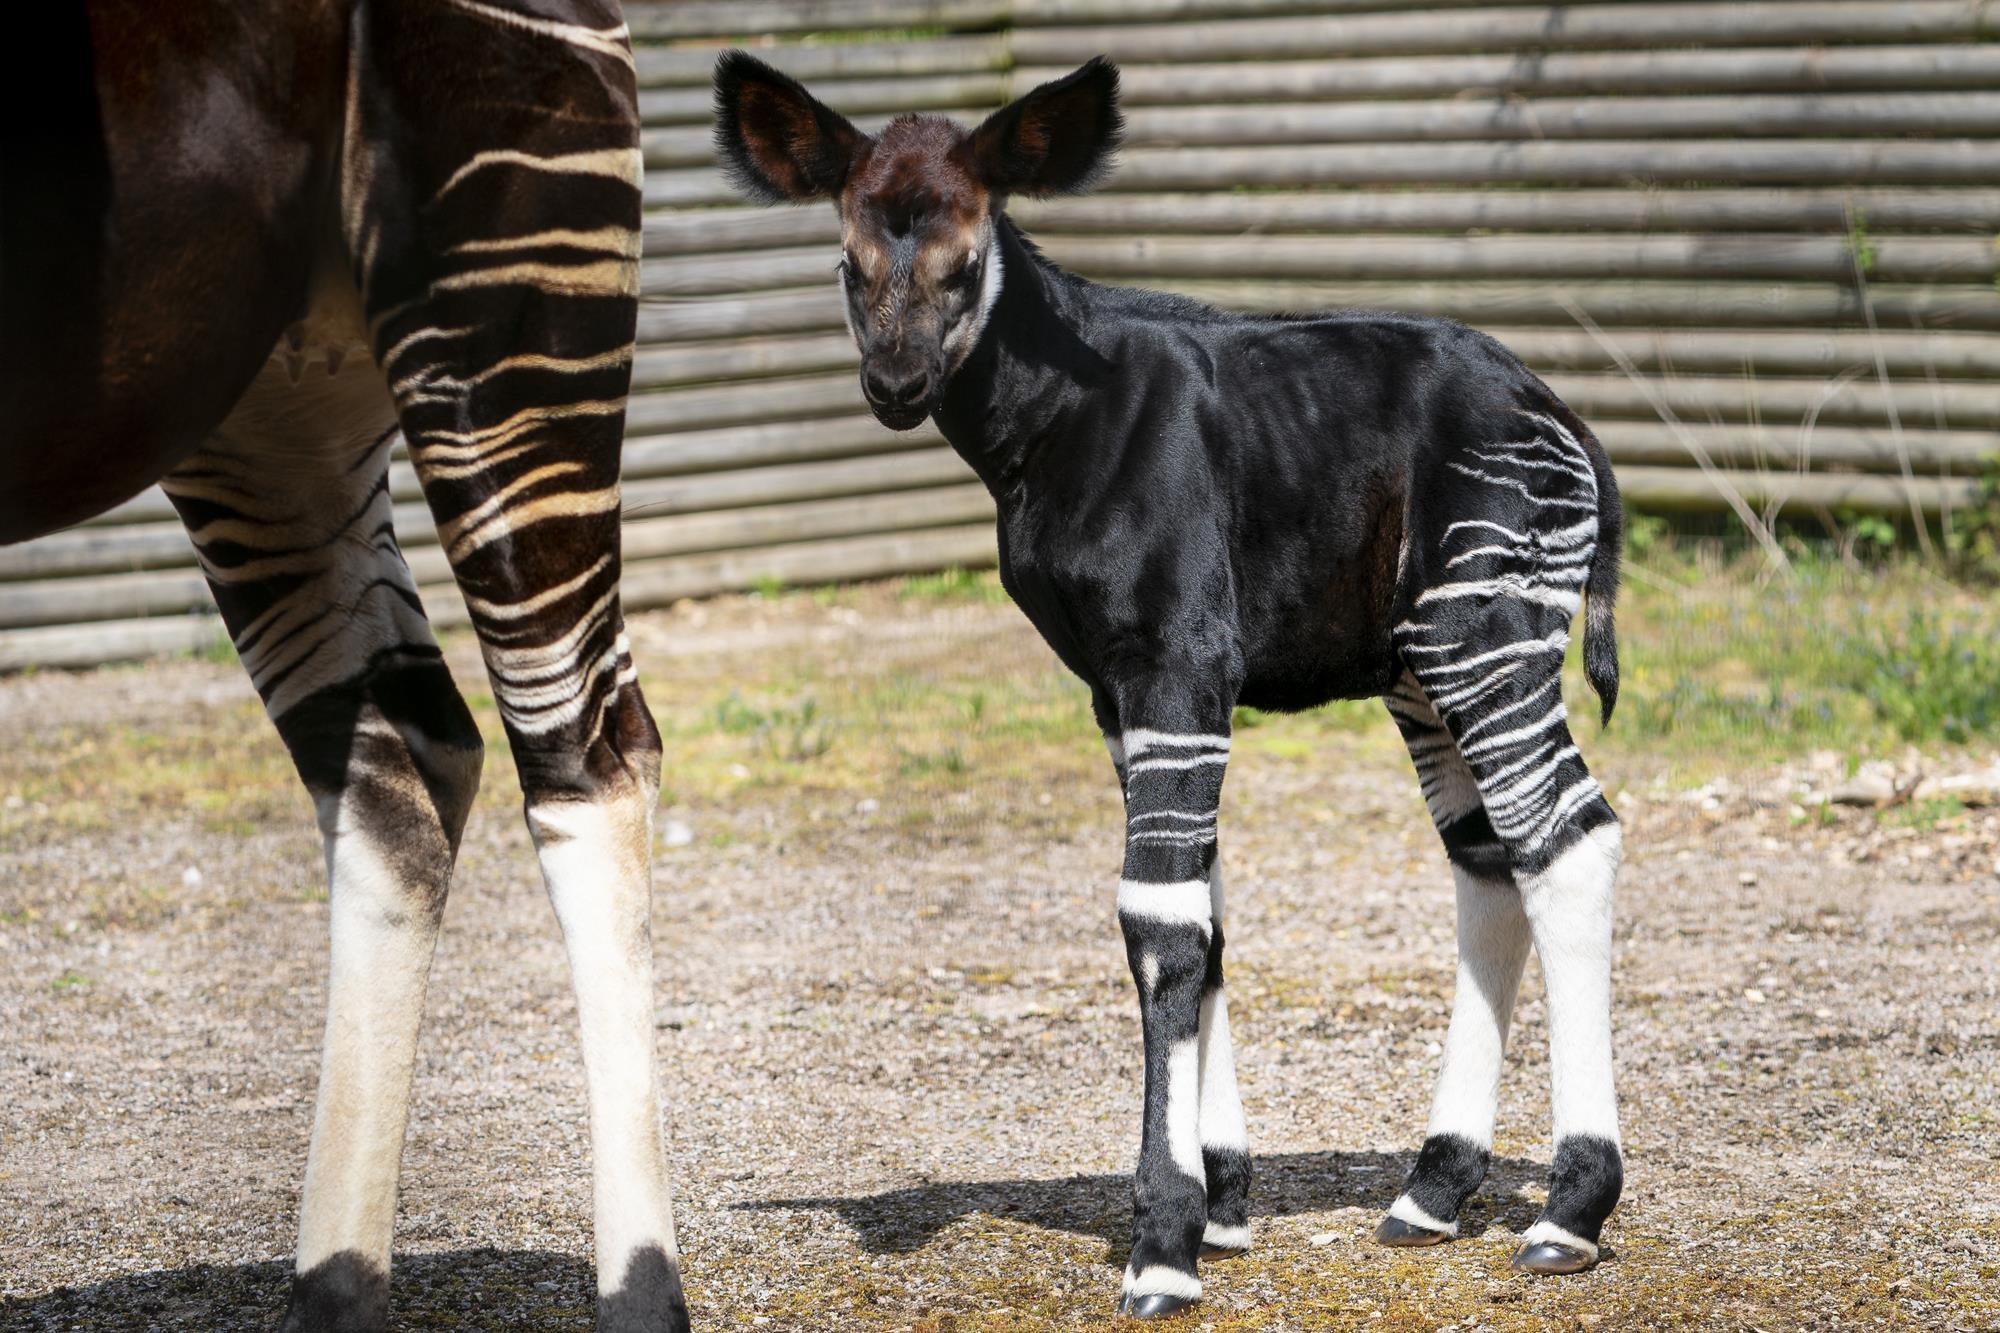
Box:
left=717, top=53, right=1627, bottom=1319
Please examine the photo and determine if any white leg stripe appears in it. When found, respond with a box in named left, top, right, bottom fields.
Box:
left=1389, top=1194, right=1459, bottom=1237
left=1197, top=988, right=1247, bottom=1153
left=1165, top=1037, right=1204, bottom=1180
left=1202, top=1221, right=1252, bottom=1251
left=1117, top=878, right=1214, bottom=928
left=1121, top=728, right=1231, bottom=758
left=1521, top=1218, right=1598, bottom=1259
left=1122, top=1265, right=1203, bottom=1299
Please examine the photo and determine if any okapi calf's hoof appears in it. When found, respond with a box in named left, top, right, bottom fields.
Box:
left=1118, top=1290, right=1197, bottom=1320
left=1374, top=1214, right=1454, bottom=1248
left=1510, top=1239, right=1597, bottom=1275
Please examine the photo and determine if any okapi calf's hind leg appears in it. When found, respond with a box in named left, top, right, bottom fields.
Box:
left=1389, top=412, right=1625, bottom=1274
left=1377, top=676, right=1532, bottom=1249
left=164, top=394, right=484, bottom=1333
left=346, top=1, right=686, bottom=1327
left=1106, top=704, right=1239, bottom=1319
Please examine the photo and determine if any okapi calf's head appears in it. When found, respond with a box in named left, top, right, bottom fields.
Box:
left=714, top=52, right=1122, bottom=430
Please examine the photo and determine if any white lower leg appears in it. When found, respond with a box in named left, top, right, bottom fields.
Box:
left=294, top=792, right=445, bottom=1276
left=1425, top=867, right=1532, bottom=1147
left=1197, top=860, right=1250, bottom=1252
left=1519, top=824, right=1622, bottom=1149
left=530, top=790, right=679, bottom=1292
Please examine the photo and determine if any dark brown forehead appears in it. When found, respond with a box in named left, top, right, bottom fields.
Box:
left=841, top=115, right=989, bottom=235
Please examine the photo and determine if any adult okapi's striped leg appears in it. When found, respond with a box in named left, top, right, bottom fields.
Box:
left=1105, top=734, right=1252, bottom=1269
left=1107, top=716, right=1235, bottom=1319
left=1391, top=411, right=1625, bottom=1274
left=163, top=371, right=485, bottom=1333
left=1376, top=674, right=1531, bottom=1249
left=343, top=3, right=685, bottom=1329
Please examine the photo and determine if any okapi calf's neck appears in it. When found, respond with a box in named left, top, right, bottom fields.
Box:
left=718, top=53, right=1630, bottom=1319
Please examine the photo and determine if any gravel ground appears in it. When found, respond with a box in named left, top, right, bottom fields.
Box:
left=3, top=591, right=1998, bottom=1331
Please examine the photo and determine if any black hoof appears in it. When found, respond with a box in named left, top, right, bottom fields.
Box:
left=1118, top=1291, right=1197, bottom=1319
left=1511, top=1241, right=1595, bottom=1275
left=1199, top=1242, right=1247, bottom=1261
left=1375, top=1215, right=1452, bottom=1248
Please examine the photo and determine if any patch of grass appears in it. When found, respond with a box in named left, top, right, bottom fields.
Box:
left=897, top=566, right=1011, bottom=604
left=1582, top=542, right=2000, bottom=770
left=50, top=970, right=90, bottom=991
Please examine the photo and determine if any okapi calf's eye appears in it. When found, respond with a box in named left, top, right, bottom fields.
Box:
left=717, top=51, right=1631, bottom=1321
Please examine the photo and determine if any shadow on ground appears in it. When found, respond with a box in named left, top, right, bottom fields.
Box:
left=0, top=1248, right=598, bottom=1332
left=743, top=1149, right=1551, bottom=1258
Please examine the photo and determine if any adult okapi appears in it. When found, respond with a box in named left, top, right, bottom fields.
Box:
left=715, top=54, right=1628, bottom=1318
left=5, top=3, right=687, bottom=1330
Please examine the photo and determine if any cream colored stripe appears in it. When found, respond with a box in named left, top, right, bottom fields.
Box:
left=447, top=484, right=622, bottom=563
left=441, top=0, right=633, bottom=65
left=449, top=227, right=640, bottom=259
left=436, top=147, right=642, bottom=201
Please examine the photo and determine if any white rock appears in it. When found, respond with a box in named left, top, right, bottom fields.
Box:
left=1309, top=1231, right=1338, bottom=1247
left=661, top=820, right=694, bottom=848
left=181, top=866, right=204, bottom=888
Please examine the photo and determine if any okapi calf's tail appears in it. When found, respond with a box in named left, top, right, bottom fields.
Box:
left=1579, top=421, right=1623, bottom=727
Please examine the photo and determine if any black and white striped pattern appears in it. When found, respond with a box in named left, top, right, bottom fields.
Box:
left=158, top=5, right=684, bottom=1330
left=1105, top=728, right=1249, bottom=1314
left=1378, top=410, right=1623, bottom=1270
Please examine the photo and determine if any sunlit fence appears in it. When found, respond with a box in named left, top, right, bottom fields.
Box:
left=6, top=0, right=1998, bottom=669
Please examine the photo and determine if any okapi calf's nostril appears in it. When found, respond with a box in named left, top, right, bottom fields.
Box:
left=863, top=365, right=932, bottom=412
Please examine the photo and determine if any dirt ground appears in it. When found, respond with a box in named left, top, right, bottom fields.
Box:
left=3, top=586, right=1998, bottom=1331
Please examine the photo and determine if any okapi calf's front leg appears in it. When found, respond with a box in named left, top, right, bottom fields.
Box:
left=1110, top=718, right=1236, bottom=1318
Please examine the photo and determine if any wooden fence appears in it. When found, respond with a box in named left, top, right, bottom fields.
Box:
left=5, top=0, right=1998, bottom=668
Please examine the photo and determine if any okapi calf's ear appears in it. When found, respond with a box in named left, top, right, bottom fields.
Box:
left=713, top=50, right=865, bottom=203
left=969, top=56, right=1123, bottom=199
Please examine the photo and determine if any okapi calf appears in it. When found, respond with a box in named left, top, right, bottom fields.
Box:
left=715, top=54, right=1628, bottom=1318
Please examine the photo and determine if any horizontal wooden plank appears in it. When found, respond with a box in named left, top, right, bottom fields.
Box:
left=649, top=190, right=2000, bottom=255
left=651, top=274, right=2000, bottom=340
left=1615, top=464, right=1978, bottom=517
left=637, top=287, right=848, bottom=343
left=0, top=617, right=225, bottom=673
left=1012, top=3, right=1994, bottom=64
left=648, top=91, right=2000, bottom=170
left=632, top=334, right=858, bottom=390
left=652, top=139, right=2000, bottom=207
left=626, top=372, right=864, bottom=434
left=605, top=524, right=998, bottom=619
left=646, top=233, right=1998, bottom=300
left=624, top=0, right=1006, bottom=41
left=1545, top=371, right=2000, bottom=430
left=635, top=35, right=1007, bottom=89
left=1037, top=233, right=1998, bottom=284
left=641, top=77, right=1004, bottom=131
left=1600, top=421, right=1999, bottom=475
left=0, top=522, right=1004, bottom=668
left=1014, top=43, right=2000, bottom=104
left=1115, top=93, right=2000, bottom=147
left=1108, top=140, right=2000, bottom=190
left=1490, top=328, right=2000, bottom=379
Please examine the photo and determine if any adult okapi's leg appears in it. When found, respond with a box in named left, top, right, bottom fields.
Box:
left=1105, top=732, right=1251, bottom=1267
left=1393, top=413, right=1625, bottom=1274
left=1377, top=674, right=1531, bottom=1247
left=163, top=372, right=484, bottom=1333
left=343, top=3, right=685, bottom=1328
left=1105, top=690, right=1236, bottom=1319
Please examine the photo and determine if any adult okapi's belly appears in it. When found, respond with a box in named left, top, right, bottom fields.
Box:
left=214, top=268, right=396, bottom=469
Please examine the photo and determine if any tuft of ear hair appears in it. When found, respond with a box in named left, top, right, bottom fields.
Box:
left=712, top=50, right=865, bottom=204
left=968, top=56, right=1123, bottom=200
